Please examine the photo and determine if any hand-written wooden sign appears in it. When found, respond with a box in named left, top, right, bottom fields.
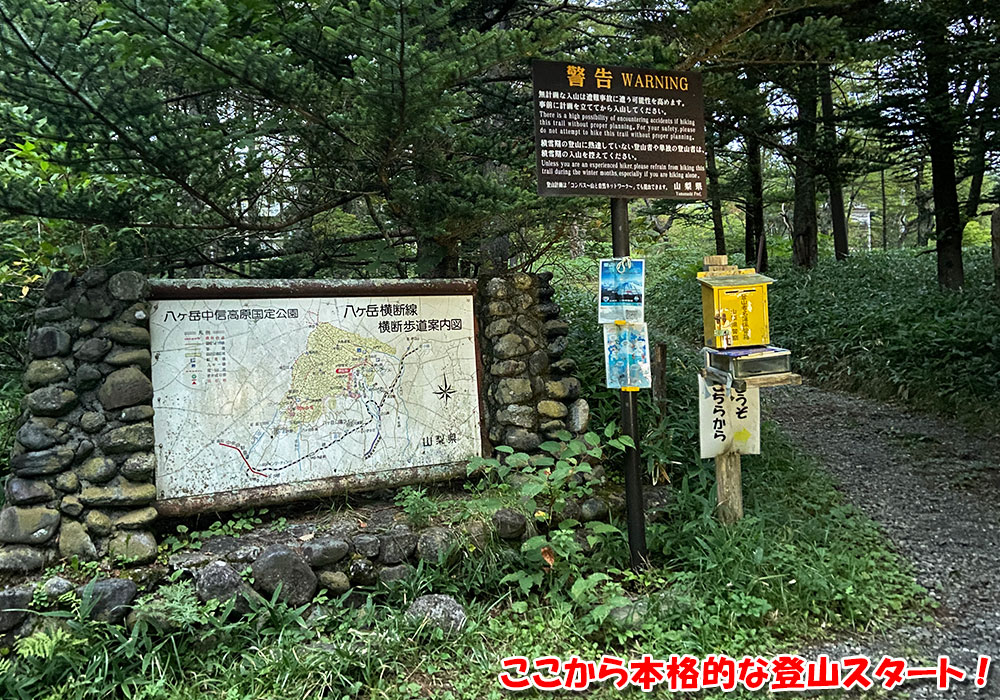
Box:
left=698, top=376, right=760, bottom=458
left=532, top=59, right=706, bottom=199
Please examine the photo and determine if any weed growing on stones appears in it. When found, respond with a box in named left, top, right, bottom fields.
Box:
left=393, top=486, right=441, bottom=529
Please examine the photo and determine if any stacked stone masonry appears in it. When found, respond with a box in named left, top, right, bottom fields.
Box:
left=1, top=269, right=591, bottom=577
left=2, top=480, right=678, bottom=645
left=479, top=271, right=590, bottom=452
left=0, top=479, right=676, bottom=645
left=0, top=269, right=157, bottom=575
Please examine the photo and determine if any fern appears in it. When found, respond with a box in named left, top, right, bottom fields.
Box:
left=132, top=582, right=204, bottom=632
left=16, top=626, right=81, bottom=661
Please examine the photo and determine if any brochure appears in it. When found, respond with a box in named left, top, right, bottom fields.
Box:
left=598, top=258, right=645, bottom=323
left=603, top=322, right=652, bottom=389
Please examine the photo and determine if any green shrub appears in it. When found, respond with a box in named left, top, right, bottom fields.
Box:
left=769, top=248, right=999, bottom=432
left=394, top=486, right=441, bottom=528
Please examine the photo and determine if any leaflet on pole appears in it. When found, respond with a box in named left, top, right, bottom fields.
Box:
left=598, top=258, right=645, bottom=323
left=697, top=376, right=760, bottom=458
left=604, top=323, right=652, bottom=389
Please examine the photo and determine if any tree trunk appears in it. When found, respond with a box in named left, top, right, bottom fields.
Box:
left=963, top=69, right=1000, bottom=223
left=745, top=131, right=765, bottom=268
left=821, top=65, right=849, bottom=261
left=707, top=136, right=726, bottom=255
left=992, top=207, right=1000, bottom=291
left=965, top=121, right=986, bottom=223
left=567, top=224, right=584, bottom=259
left=419, top=236, right=460, bottom=278
left=792, top=66, right=819, bottom=269
left=914, top=162, right=933, bottom=247
left=881, top=169, right=888, bottom=249
left=923, top=25, right=964, bottom=289
left=756, top=225, right=768, bottom=274
left=480, top=231, right=511, bottom=274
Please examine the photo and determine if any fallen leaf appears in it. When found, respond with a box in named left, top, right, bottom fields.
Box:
left=540, top=546, right=555, bottom=566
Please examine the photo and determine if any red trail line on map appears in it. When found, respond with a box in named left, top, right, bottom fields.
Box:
left=218, top=442, right=268, bottom=477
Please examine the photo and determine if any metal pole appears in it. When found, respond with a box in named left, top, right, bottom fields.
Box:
left=611, top=198, right=630, bottom=254
left=611, top=198, right=648, bottom=570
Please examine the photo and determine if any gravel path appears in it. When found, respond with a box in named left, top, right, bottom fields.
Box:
left=766, top=385, right=1000, bottom=698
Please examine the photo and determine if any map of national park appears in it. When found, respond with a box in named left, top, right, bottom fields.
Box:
left=149, top=295, right=481, bottom=502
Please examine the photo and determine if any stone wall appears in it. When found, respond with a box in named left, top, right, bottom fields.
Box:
left=0, top=269, right=591, bottom=577
left=0, top=270, right=157, bottom=575
left=479, top=271, right=590, bottom=451
left=0, top=269, right=610, bottom=644
left=1, top=476, right=672, bottom=645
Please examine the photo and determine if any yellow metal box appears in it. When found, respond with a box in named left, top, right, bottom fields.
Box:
left=697, top=269, right=773, bottom=348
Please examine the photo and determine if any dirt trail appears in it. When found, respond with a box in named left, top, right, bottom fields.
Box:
left=766, top=385, right=1000, bottom=698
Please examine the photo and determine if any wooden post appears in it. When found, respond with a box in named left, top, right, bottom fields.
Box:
left=650, top=342, right=667, bottom=404
left=611, top=197, right=648, bottom=571
left=715, top=450, right=743, bottom=525
left=703, top=254, right=747, bottom=525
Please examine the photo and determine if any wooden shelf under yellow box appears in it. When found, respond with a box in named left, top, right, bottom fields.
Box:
left=697, top=269, right=773, bottom=349
left=698, top=366, right=802, bottom=392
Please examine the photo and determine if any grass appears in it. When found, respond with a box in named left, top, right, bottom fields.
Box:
left=0, top=424, right=927, bottom=699
left=0, top=306, right=928, bottom=699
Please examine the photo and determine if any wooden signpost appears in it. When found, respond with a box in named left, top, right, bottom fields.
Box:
left=532, top=60, right=706, bottom=568
left=696, top=256, right=801, bottom=524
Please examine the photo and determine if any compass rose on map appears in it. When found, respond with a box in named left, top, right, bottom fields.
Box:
left=433, top=375, right=456, bottom=406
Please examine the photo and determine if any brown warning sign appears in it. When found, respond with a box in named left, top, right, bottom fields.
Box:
left=532, top=60, right=706, bottom=199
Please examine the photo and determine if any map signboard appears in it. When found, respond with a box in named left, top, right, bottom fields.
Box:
left=532, top=59, right=706, bottom=199
left=149, top=280, right=483, bottom=514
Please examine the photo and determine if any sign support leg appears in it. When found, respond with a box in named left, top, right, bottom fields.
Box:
left=611, top=197, right=648, bottom=570
left=715, top=450, right=743, bottom=525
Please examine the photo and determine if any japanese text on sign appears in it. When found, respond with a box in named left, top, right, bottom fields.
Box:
left=532, top=60, right=706, bottom=199
left=149, top=293, right=483, bottom=510
left=498, top=654, right=992, bottom=693
left=163, top=308, right=299, bottom=322
left=697, top=376, right=760, bottom=458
